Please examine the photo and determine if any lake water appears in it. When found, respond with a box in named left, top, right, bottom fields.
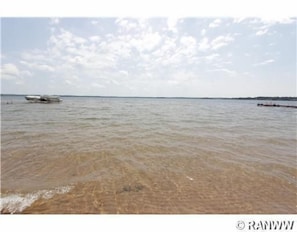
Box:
left=1, top=95, right=296, bottom=213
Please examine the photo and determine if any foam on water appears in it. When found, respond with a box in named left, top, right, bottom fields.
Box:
left=0, top=186, right=73, bottom=214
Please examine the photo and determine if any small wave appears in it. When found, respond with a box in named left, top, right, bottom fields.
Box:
left=0, top=185, right=73, bottom=214
left=82, top=117, right=99, bottom=121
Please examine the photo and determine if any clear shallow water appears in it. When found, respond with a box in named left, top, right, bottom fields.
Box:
left=1, top=95, right=296, bottom=213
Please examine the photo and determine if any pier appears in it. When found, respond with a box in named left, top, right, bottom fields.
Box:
left=257, top=103, right=297, bottom=108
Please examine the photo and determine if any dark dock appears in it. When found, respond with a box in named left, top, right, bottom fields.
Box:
left=257, top=103, right=297, bottom=109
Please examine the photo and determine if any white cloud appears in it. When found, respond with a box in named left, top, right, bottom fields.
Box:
left=205, top=53, right=220, bottom=61
left=198, top=34, right=234, bottom=52
left=116, top=18, right=138, bottom=32
left=233, top=17, right=246, bottom=24
left=2, top=17, right=295, bottom=97
left=49, top=29, right=87, bottom=50
left=180, top=35, right=197, bottom=54
left=20, top=60, right=55, bottom=72
left=151, top=36, right=177, bottom=66
left=250, top=17, right=296, bottom=36
left=150, top=35, right=199, bottom=68
left=65, top=80, right=74, bottom=85
left=21, top=51, right=48, bottom=62
left=254, top=59, right=275, bottom=66
left=91, top=20, right=99, bottom=25
left=119, top=70, right=129, bottom=76
left=38, top=64, right=55, bottom=72
left=200, top=29, right=206, bottom=36
left=49, top=18, right=59, bottom=25
left=21, top=70, right=33, bottom=77
left=207, top=68, right=237, bottom=76
left=255, top=28, right=268, bottom=36
left=10, top=19, right=195, bottom=93
left=110, top=79, right=120, bottom=85
left=91, top=82, right=106, bottom=88
left=104, top=36, right=132, bottom=58
left=209, top=19, right=221, bottom=28
left=89, top=36, right=101, bottom=42
left=198, top=37, right=210, bottom=51
left=249, top=17, right=296, bottom=27
left=1, top=63, right=20, bottom=79
left=259, top=17, right=296, bottom=26
left=167, top=18, right=179, bottom=33
left=211, top=35, right=234, bottom=50
left=153, top=36, right=176, bottom=56
left=172, top=71, right=196, bottom=82
left=130, top=31, right=162, bottom=52
left=16, top=80, right=25, bottom=85
left=180, top=35, right=196, bottom=46
left=44, top=29, right=119, bottom=73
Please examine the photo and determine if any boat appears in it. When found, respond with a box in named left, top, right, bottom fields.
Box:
left=25, top=95, right=62, bottom=103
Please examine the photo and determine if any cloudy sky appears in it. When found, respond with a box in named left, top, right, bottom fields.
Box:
left=1, top=17, right=296, bottom=97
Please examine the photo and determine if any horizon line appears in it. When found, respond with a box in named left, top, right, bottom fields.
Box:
left=1, top=93, right=297, bottom=100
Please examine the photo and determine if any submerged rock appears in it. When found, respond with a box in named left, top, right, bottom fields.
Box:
left=117, top=184, right=145, bottom=194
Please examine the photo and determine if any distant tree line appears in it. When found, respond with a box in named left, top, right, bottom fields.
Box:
left=235, top=97, right=297, bottom=101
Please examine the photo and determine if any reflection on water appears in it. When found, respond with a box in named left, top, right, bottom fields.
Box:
left=1, top=96, right=296, bottom=213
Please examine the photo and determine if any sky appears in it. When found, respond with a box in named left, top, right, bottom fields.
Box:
left=1, top=17, right=296, bottom=97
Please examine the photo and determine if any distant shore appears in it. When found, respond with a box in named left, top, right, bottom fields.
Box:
left=1, top=94, right=297, bottom=101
